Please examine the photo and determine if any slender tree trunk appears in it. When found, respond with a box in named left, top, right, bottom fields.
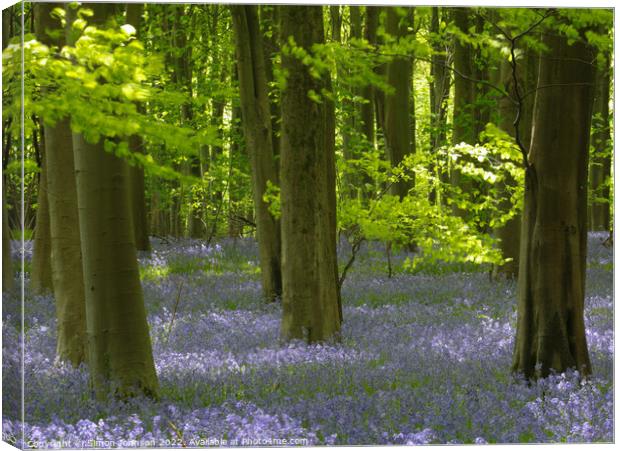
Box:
left=513, top=30, right=595, bottom=379
left=260, top=5, right=280, bottom=168
left=451, top=7, right=476, bottom=145
left=227, top=77, right=244, bottom=238
left=170, top=5, right=203, bottom=239
left=126, top=3, right=150, bottom=251
left=149, top=190, right=161, bottom=236
left=30, top=132, right=53, bottom=294
left=429, top=7, right=451, bottom=205
left=69, top=3, right=158, bottom=398
left=35, top=2, right=88, bottom=365
left=589, top=53, right=611, bottom=232
left=361, top=6, right=378, bottom=151
left=430, top=8, right=450, bottom=152
left=280, top=6, right=341, bottom=342
left=231, top=5, right=282, bottom=301
left=449, top=7, right=480, bottom=220
left=384, top=7, right=414, bottom=199
left=473, top=15, right=490, bottom=139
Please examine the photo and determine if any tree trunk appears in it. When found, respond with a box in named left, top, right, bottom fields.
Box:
left=259, top=5, right=281, bottom=177
left=449, top=7, right=480, bottom=219
left=589, top=53, right=611, bottom=232
left=170, top=4, right=203, bottom=239
left=384, top=7, right=414, bottom=199
left=473, top=15, right=490, bottom=139
left=2, top=183, right=12, bottom=291
left=231, top=5, right=282, bottom=301
left=512, top=30, right=595, bottom=379
left=2, top=7, right=13, bottom=292
left=429, top=7, right=451, bottom=205
left=69, top=3, right=158, bottom=398
left=361, top=6, right=378, bottom=151
left=125, top=3, right=151, bottom=251
left=30, top=131, right=53, bottom=294
left=451, top=7, right=476, bottom=145
left=430, top=7, right=449, bottom=152
left=227, top=79, right=245, bottom=238
left=280, top=6, right=341, bottom=342
left=35, top=2, right=87, bottom=366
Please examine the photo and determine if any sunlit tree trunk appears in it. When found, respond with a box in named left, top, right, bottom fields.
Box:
left=280, top=6, right=341, bottom=342
left=35, top=2, right=87, bottom=365
left=384, top=7, right=414, bottom=199
left=227, top=78, right=245, bottom=238
left=589, top=53, right=612, bottom=232
left=513, top=30, right=595, bottom=379
left=430, top=7, right=449, bottom=152
left=429, top=7, right=451, bottom=205
left=231, top=5, right=282, bottom=301
left=69, top=3, right=158, bottom=398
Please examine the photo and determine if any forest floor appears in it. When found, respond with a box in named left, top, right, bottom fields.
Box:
left=2, top=233, right=614, bottom=446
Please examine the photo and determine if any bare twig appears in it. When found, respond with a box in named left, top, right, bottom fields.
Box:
left=228, top=213, right=257, bottom=228
left=386, top=241, right=393, bottom=278
left=338, top=234, right=364, bottom=289
left=482, top=8, right=555, bottom=168
left=165, top=280, right=184, bottom=344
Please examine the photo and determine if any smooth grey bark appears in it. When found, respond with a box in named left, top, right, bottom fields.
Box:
left=513, top=30, right=595, bottom=379
left=35, top=2, right=87, bottom=366
left=69, top=3, right=158, bottom=398
left=280, top=6, right=341, bottom=342
left=30, top=131, right=53, bottom=294
left=231, top=5, right=282, bottom=301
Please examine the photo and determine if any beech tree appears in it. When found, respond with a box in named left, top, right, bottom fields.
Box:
left=279, top=5, right=341, bottom=342
left=231, top=4, right=282, bottom=301
left=68, top=2, right=158, bottom=397
left=384, top=7, right=414, bottom=199
left=35, top=2, right=87, bottom=365
left=513, top=23, right=596, bottom=379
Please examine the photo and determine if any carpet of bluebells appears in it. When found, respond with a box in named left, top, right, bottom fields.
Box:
left=2, top=233, right=614, bottom=447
